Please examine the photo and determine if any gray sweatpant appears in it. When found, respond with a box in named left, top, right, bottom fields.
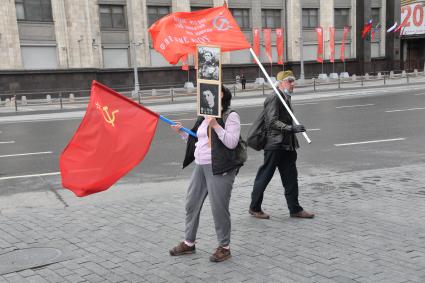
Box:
left=185, top=164, right=236, bottom=247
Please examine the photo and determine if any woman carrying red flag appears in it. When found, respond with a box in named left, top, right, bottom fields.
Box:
left=169, top=85, right=243, bottom=262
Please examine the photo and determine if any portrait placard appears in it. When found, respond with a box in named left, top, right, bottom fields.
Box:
left=197, top=45, right=221, bottom=118
left=197, top=45, right=221, bottom=81
left=197, top=82, right=221, bottom=118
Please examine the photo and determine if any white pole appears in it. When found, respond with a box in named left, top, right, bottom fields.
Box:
left=249, top=48, right=312, bottom=144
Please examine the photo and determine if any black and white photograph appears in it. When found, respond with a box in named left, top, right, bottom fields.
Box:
left=197, top=45, right=220, bottom=81
left=198, top=82, right=220, bottom=117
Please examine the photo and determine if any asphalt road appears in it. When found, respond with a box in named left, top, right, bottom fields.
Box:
left=0, top=86, right=425, bottom=196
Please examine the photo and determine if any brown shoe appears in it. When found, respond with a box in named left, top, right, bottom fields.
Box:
left=249, top=208, right=270, bottom=219
left=290, top=210, right=315, bottom=219
left=169, top=241, right=196, bottom=256
left=209, top=246, right=231, bottom=262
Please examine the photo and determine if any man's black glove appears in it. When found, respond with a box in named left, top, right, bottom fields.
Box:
left=291, top=124, right=306, bottom=133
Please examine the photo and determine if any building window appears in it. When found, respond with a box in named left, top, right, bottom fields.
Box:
left=15, top=0, right=53, bottom=22
left=148, top=6, right=170, bottom=26
left=371, top=8, right=380, bottom=25
left=334, top=8, right=350, bottom=29
left=262, top=9, right=281, bottom=28
left=302, top=8, right=319, bottom=28
left=191, top=6, right=212, bottom=12
left=230, top=8, right=250, bottom=29
left=100, top=5, right=126, bottom=29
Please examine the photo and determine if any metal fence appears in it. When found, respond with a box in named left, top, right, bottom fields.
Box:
left=1, top=69, right=424, bottom=112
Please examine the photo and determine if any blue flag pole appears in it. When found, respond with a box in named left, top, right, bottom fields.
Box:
left=159, top=115, right=197, bottom=138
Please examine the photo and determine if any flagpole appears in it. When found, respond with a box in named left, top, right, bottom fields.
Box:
left=159, top=115, right=197, bottom=138
left=249, top=48, right=311, bottom=144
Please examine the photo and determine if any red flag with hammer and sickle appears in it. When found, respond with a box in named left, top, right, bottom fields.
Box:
left=60, top=81, right=159, bottom=197
left=148, top=5, right=250, bottom=65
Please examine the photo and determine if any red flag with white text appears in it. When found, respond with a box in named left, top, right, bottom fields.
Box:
left=60, top=81, right=159, bottom=197
left=329, top=26, right=335, bottom=63
left=148, top=6, right=250, bottom=65
left=276, top=28, right=284, bottom=65
left=252, top=28, right=260, bottom=63
left=263, top=29, right=272, bottom=63
left=316, top=27, right=323, bottom=63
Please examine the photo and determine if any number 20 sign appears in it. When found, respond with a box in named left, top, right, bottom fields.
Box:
left=401, top=3, right=425, bottom=35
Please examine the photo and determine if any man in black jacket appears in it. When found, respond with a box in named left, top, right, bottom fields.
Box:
left=249, top=70, right=314, bottom=219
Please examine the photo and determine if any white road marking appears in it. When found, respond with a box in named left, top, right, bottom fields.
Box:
left=241, top=123, right=253, bottom=126
left=308, top=128, right=321, bottom=131
left=293, top=102, right=318, bottom=106
left=0, top=151, right=52, bottom=158
left=335, top=104, right=374, bottom=109
left=385, top=107, right=425, bottom=113
left=335, top=138, right=405, bottom=147
left=0, top=141, right=15, bottom=144
left=0, top=172, right=60, bottom=181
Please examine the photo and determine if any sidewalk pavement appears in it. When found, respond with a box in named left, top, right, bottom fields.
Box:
left=1, top=161, right=424, bottom=282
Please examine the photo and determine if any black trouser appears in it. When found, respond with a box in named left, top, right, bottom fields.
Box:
left=250, top=149, right=303, bottom=214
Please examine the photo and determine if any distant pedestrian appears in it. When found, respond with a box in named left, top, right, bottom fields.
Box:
left=169, top=85, right=243, bottom=262
left=249, top=70, right=314, bottom=220
left=240, top=74, right=246, bottom=90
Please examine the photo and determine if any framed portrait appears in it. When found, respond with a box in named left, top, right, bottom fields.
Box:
left=197, top=45, right=221, bottom=82
left=197, top=82, right=221, bottom=118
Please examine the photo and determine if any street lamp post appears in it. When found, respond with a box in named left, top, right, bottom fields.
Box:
left=299, top=3, right=305, bottom=81
left=128, top=0, right=140, bottom=101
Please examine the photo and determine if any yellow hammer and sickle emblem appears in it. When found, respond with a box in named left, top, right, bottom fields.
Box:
left=101, top=105, right=119, bottom=127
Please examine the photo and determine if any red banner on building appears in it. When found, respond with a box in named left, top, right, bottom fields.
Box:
left=329, top=26, right=335, bottom=63
left=315, top=27, right=323, bottom=63
left=148, top=6, right=250, bottom=65
left=340, top=26, right=350, bottom=62
left=263, top=29, right=272, bottom=63
left=276, top=28, right=284, bottom=65
left=252, top=28, right=260, bottom=63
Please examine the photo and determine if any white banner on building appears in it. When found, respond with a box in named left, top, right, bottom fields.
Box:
left=401, top=3, right=425, bottom=35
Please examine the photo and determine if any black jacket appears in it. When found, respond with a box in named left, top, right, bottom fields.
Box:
left=263, top=90, right=299, bottom=151
left=183, top=110, right=243, bottom=175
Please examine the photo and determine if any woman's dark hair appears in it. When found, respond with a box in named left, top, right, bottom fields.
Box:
left=221, top=84, right=232, bottom=112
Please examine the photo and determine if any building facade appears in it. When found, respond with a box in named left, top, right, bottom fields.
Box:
left=0, top=0, right=412, bottom=92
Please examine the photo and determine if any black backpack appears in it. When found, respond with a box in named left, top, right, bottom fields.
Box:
left=223, top=110, right=247, bottom=166
left=246, top=109, right=267, bottom=151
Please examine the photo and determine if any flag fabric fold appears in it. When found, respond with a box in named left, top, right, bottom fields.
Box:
left=60, top=81, right=159, bottom=197
left=276, top=28, right=284, bottom=65
left=329, top=26, right=335, bottom=63
left=148, top=6, right=250, bottom=65
left=252, top=28, right=260, bottom=63
left=315, top=27, right=323, bottom=63
left=263, top=29, right=272, bottom=63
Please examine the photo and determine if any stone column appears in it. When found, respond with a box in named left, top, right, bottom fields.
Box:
left=356, top=0, right=372, bottom=74
left=51, top=0, right=70, bottom=68
left=0, top=1, right=22, bottom=69
left=286, top=0, right=301, bottom=62
left=130, top=0, right=150, bottom=67
left=320, top=0, right=333, bottom=61
left=385, top=0, right=401, bottom=71
left=172, top=0, right=190, bottom=13
left=54, top=0, right=97, bottom=68
left=380, top=0, right=386, bottom=57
